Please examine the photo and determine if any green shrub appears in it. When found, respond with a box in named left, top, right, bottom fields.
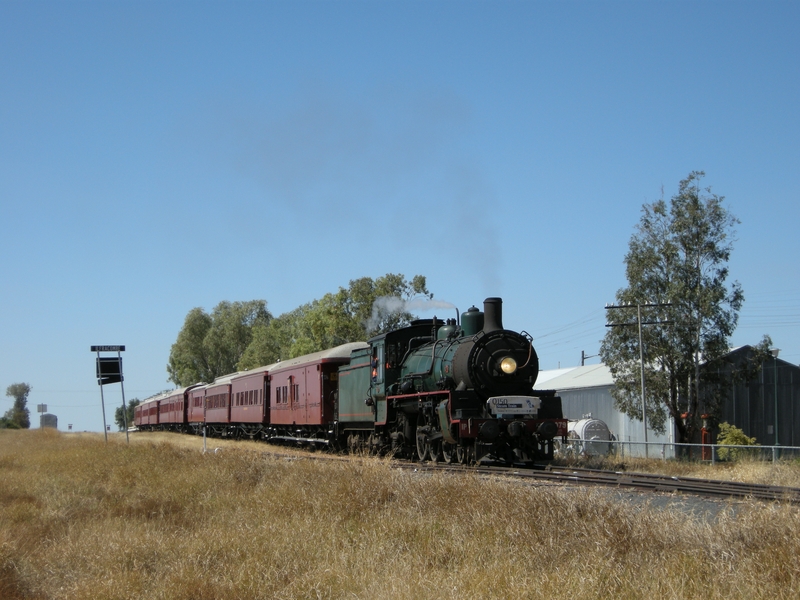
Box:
left=717, top=422, right=759, bottom=461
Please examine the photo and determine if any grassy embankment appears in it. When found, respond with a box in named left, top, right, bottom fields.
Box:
left=1, top=429, right=799, bottom=599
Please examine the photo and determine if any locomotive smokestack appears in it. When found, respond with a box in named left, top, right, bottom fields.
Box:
left=482, top=297, right=503, bottom=332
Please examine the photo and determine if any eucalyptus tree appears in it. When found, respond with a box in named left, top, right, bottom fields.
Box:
left=599, top=172, right=744, bottom=444
left=238, top=303, right=314, bottom=369
left=167, top=300, right=272, bottom=386
left=115, top=398, right=140, bottom=431
left=3, top=383, right=31, bottom=429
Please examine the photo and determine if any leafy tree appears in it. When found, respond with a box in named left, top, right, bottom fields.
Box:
left=239, top=304, right=313, bottom=369
left=716, top=422, right=758, bottom=461
left=239, top=274, right=432, bottom=370
left=114, top=398, right=140, bottom=431
left=167, top=308, right=213, bottom=386
left=3, top=383, right=32, bottom=429
left=167, top=301, right=272, bottom=386
left=600, top=172, right=745, bottom=444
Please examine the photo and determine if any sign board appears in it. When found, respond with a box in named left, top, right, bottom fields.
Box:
left=96, top=357, right=123, bottom=385
left=486, top=396, right=541, bottom=416
left=37, top=404, right=47, bottom=413
left=91, top=343, right=128, bottom=443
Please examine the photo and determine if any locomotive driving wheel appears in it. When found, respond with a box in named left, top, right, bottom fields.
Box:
left=416, top=431, right=430, bottom=461
left=441, top=442, right=455, bottom=464
left=430, top=440, right=443, bottom=463
left=416, top=409, right=434, bottom=462
left=456, top=443, right=469, bottom=465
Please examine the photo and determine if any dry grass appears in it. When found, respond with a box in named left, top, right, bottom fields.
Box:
left=1, top=429, right=799, bottom=599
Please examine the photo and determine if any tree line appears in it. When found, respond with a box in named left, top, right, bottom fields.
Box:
left=166, top=273, right=432, bottom=388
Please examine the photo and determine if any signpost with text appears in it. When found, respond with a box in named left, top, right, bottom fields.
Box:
left=91, top=345, right=128, bottom=443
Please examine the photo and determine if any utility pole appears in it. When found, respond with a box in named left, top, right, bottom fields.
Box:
left=605, top=303, right=672, bottom=457
left=581, top=351, right=598, bottom=366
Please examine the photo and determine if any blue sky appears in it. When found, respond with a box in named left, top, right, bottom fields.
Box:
left=2, top=1, right=798, bottom=432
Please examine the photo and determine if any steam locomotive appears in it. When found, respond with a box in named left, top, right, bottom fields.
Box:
left=135, top=297, right=567, bottom=464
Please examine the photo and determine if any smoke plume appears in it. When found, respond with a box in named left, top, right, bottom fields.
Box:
left=366, top=296, right=458, bottom=332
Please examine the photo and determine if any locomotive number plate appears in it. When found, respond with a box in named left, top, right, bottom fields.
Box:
left=487, top=396, right=541, bottom=416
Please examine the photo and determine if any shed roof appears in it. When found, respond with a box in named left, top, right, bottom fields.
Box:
left=535, top=363, right=614, bottom=392
left=535, top=367, right=579, bottom=387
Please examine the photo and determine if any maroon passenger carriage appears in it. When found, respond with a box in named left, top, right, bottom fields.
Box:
left=158, top=385, right=203, bottom=432
left=134, top=387, right=200, bottom=432
left=228, top=363, right=276, bottom=438
left=153, top=343, right=366, bottom=441
left=134, top=392, right=167, bottom=431
left=203, top=373, right=238, bottom=437
left=187, top=384, right=206, bottom=435
left=266, top=342, right=368, bottom=445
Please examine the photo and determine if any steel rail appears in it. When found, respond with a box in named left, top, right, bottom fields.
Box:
left=405, top=461, right=800, bottom=504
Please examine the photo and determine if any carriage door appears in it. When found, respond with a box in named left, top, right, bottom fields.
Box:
left=301, top=366, right=310, bottom=424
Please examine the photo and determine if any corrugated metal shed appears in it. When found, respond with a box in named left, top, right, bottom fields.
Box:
left=707, top=346, right=800, bottom=447
left=535, top=363, right=674, bottom=452
left=536, top=345, right=800, bottom=452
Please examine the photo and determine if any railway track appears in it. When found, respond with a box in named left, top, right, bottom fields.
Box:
left=143, top=432, right=800, bottom=504
left=406, top=461, right=800, bottom=504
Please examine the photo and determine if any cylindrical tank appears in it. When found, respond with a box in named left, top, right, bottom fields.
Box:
left=567, top=418, right=612, bottom=456
left=40, top=413, right=58, bottom=429
left=460, top=306, right=483, bottom=337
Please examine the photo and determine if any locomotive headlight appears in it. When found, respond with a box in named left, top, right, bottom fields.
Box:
left=499, top=357, right=518, bottom=374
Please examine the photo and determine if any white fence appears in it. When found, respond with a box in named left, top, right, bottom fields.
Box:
left=559, top=438, right=800, bottom=463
